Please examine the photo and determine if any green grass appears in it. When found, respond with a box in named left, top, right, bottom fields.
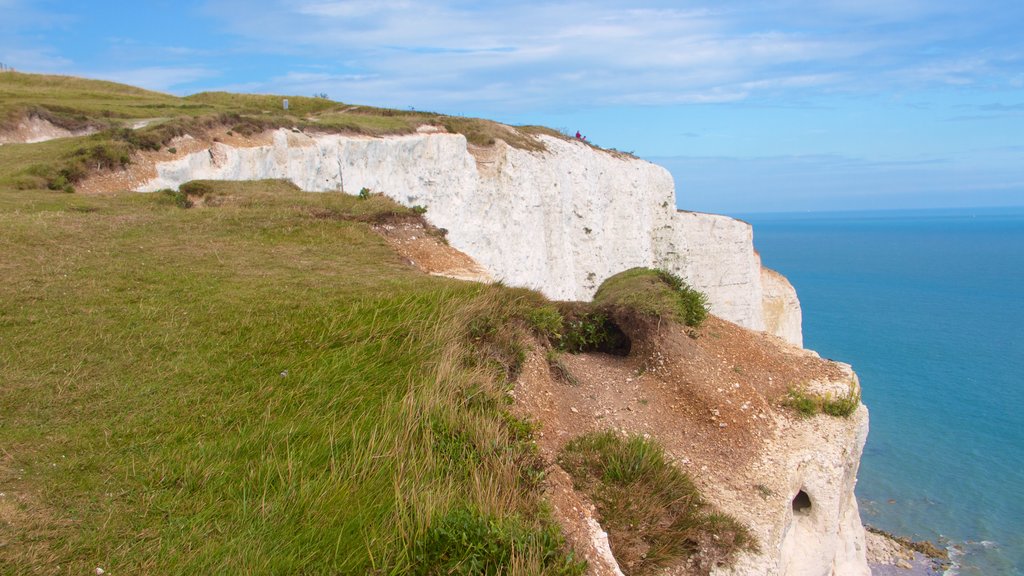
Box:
left=0, top=182, right=581, bottom=574
left=593, top=268, right=709, bottom=328
left=783, top=385, right=861, bottom=418
left=184, top=91, right=340, bottom=117
left=414, top=507, right=584, bottom=575
left=558, top=432, right=755, bottom=575
left=0, top=72, right=216, bottom=127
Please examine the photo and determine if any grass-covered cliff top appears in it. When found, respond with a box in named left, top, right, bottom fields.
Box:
left=0, top=71, right=558, bottom=139
left=0, top=72, right=580, bottom=193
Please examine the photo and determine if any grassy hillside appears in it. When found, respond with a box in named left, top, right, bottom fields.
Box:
left=0, top=180, right=587, bottom=574
left=0, top=72, right=210, bottom=123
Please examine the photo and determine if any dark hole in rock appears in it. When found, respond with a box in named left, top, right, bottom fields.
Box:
left=561, top=313, right=631, bottom=356
left=792, top=490, right=812, bottom=514
left=597, top=320, right=631, bottom=356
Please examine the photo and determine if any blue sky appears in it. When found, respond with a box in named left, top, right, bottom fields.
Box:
left=2, top=0, right=1023, bottom=213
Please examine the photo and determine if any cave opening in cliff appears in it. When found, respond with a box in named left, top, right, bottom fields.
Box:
left=792, top=490, right=812, bottom=515
left=578, top=316, right=631, bottom=356
left=595, top=320, right=631, bottom=356
left=559, top=308, right=632, bottom=356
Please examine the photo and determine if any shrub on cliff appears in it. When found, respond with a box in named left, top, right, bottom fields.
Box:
left=784, top=384, right=860, bottom=418
left=593, top=268, right=709, bottom=328
left=179, top=180, right=216, bottom=197
left=414, top=507, right=585, bottom=575
left=559, top=431, right=755, bottom=574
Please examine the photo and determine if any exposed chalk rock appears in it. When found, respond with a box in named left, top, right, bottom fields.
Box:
left=136, top=128, right=802, bottom=346
left=715, top=365, right=870, bottom=576
left=762, top=266, right=804, bottom=348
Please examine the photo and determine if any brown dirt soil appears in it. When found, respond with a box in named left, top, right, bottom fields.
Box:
left=372, top=220, right=492, bottom=283
left=511, top=315, right=845, bottom=575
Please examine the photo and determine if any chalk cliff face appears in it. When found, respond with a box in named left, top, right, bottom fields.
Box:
left=139, top=129, right=801, bottom=346
left=134, top=126, right=869, bottom=575
left=762, top=267, right=804, bottom=348
left=730, top=367, right=870, bottom=576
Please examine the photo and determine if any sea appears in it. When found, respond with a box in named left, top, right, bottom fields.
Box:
left=739, top=207, right=1024, bottom=576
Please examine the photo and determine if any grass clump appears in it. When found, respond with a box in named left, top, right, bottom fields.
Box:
left=545, top=349, right=580, bottom=387
left=527, top=306, right=564, bottom=341
left=594, top=268, right=709, bottom=328
left=178, top=180, right=216, bottom=198
left=559, top=432, right=755, bottom=575
left=413, top=507, right=585, bottom=575
left=784, top=384, right=861, bottom=418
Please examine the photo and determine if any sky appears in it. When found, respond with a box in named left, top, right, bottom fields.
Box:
left=2, top=0, right=1023, bottom=214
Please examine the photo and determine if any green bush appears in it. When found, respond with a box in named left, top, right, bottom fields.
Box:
left=784, top=385, right=860, bottom=418
left=527, top=306, right=564, bottom=341
left=414, top=507, right=585, bottom=576
left=7, top=174, right=49, bottom=190
left=179, top=180, right=215, bottom=197
left=559, top=432, right=754, bottom=574
left=594, top=268, right=709, bottom=328
left=160, top=188, right=192, bottom=208
left=560, top=312, right=617, bottom=352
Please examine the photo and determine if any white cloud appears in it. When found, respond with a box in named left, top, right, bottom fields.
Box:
left=194, top=0, right=1024, bottom=112
left=0, top=47, right=72, bottom=71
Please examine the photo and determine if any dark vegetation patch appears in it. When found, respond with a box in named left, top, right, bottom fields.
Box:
left=525, top=303, right=631, bottom=356
left=558, top=432, right=755, bottom=575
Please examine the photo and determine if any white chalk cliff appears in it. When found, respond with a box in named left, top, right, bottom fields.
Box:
left=135, top=127, right=870, bottom=575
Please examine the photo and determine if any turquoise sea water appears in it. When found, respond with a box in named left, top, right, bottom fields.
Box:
left=741, top=207, right=1024, bottom=576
